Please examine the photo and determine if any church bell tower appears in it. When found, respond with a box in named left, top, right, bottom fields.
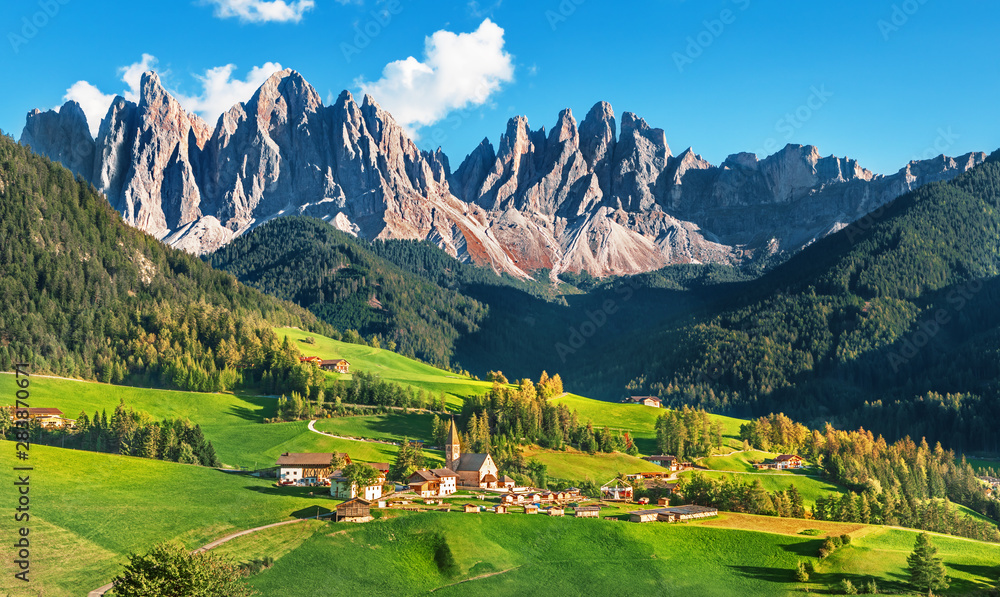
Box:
left=445, top=418, right=461, bottom=470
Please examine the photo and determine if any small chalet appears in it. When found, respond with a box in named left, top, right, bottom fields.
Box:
left=464, top=503, right=480, bottom=513
left=501, top=493, right=525, bottom=505
left=494, top=504, right=508, bottom=514
left=336, top=498, right=372, bottom=523
left=523, top=504, right=539, bottom=514
left=565, top=487, right=581, bottom=498
left=299, top=356, right=323, bottom=366
left=500, top=475, right=517, bottom=490
left=320, top=359, right=350, bottom=374
left=276, top=452, right=350, bottom=485
left=547, top=506, right=565, bottom=517
left=629, top=396, right=662, bottom=408
left=600, top=478, right=634, bottom=501
left=525, top=492, right=543, bottom=503
left=574, top=506, right=600, bottom=518
left=643, top=455, right=681, bottom=471
left=774, top=454, right=805, bottom=470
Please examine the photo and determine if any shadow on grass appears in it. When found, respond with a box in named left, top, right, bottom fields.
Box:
left=226, top=404, right=266, bottom=422
left=727, top=565, right=796, bottom=584
left=778, top=539, right=824, bottom=558
left=244, top=485, right=336, bottom=501
left=291, top=505, right=334, bottom=519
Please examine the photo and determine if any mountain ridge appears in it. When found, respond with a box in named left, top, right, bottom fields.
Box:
left=19, top=68, right=986, bottom=278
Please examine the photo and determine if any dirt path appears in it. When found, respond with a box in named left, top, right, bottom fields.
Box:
left=428, top=566, right=522, bottom=591
left=307, top=419, right=402, bottom=446
left=86, top=517, right=327, bottom=596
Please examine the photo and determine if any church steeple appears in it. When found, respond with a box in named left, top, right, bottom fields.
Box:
left=446, top=418, right=461, bottom=470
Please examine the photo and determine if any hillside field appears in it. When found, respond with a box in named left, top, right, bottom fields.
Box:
left=276, top=327, right=494, bottom=408
left=241, top=510, right=1000, bottom=596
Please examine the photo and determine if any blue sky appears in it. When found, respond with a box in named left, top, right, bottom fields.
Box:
left=1, top=0, right=998, bottom=174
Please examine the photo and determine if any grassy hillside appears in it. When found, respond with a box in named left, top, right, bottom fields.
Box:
left=520, top=447, right=654, bottom=482
left=313, top=414, right=435, bottom=444
left=243, top=511, right=1000, bottom=596
left=13, top=374, right=438, bottom=469
left=276, top=326, right=494, bottom=407
left=0, top=444, right=337, bottom=596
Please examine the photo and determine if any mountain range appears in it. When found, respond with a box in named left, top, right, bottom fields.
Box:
left=19, top=68, right=985, bottom=278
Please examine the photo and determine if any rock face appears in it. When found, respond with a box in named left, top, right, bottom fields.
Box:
left=20, top=69, right=987, bottom=278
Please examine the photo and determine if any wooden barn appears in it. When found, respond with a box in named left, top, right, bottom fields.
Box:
left=320, top=359, right=350, bottom=374
left=574, top=506, right=600, bottom=518
left=464, top=503, right=480, bottom=513
left=547, top=506, right=565, bottom=517
left=336, top=498, right=372, bottom=522
left=494, top=504, right=508, bottom=514
left=524, top=504, right=539, bottom=514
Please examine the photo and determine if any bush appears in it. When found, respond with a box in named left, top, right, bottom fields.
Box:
left=862, top=579, right=878, bottom=594
left=795, top=561, right=810, bottom=582
left=840, top=534, right=852, bottom=545
left=818, top=548, right=830, bottom=559
left=831, top=535, right=844, bottom=548
left=800, top=529, right=822, bottom=536
left=839, top=578, right=858, bottom=595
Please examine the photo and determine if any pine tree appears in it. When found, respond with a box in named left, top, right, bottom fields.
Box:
left=795, top=561, right=809, bottom=582
left=906, top=533, right=949, bottom=596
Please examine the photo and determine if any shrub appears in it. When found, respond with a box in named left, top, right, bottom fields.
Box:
left=795, top=561, right=810, bottom=582
left=862, top=579, right=878, bottom=594
left=839, top=578, right=858, bottom=595
left=818, top=548, right=830, bottom=559
left=840, top=534, right=852, bottom=545
left=831, top=535, right=844, bottom=548
left=800, top=529, right=822, bottom=536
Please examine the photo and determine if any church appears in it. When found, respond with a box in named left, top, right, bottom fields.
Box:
left=446, top=418, right=502, bottom=488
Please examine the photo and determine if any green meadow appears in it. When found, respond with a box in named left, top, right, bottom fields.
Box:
left=312, top=413, right=436, bottom=444
left=0, top=443, right=339, bottom=596
left=241, top=510, right=1000, bottom=596
left=276, top=327, right=495, bottom=408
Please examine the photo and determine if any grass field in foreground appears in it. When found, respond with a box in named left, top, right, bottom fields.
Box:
left=242, top=510, right=1000, bottom=596
left=276, top=327, right=495, bottom=408
left=0, top=443, right=340, bottom=596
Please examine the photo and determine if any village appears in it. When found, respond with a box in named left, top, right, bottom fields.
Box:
left=271, top=417, right=722, bottom=525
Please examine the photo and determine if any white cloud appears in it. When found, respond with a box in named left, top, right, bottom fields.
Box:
left=120, top=54, right=158, bottom=103
left=61, top=54, right=282, bottom=136
left=174, top=62, right=284, bottom=122
left=63, top=54, right=156, bottom=137
left=357, top=19, right=515, bottom=136
left=62, top=81, right=116, bottom=137
left=206, top=0, right=314, bottom=23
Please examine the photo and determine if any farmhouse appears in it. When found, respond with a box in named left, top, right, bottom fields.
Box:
left=600, top=478, right=633, bottom=501
left=336, top=498, right=372, bottom=523
left=5, top=407, right=68, bottom=428
left=408, top=468, right=457, bottom=497
left=547, top=506, right=565, bottom=517
left=299, top=356, right=322, bottom=366
left=445, top=419, right=500, bottom=488
left=276, top=452, right=350, bottom=485
left=574, top=506, right=601, bottom=518
left=330, top=464, right=388, bottom=501
left=464, top=503, right=480, bottom=513
left=320, top=359, right=350, bottom=374
left=629, top=396, right=662, bottom=408
left=774, top=454, right=805, bottom=469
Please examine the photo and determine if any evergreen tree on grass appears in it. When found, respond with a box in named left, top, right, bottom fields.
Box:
left=111, top=541, right=256, bottom=596
left=906, top=533, right=949, bottom=596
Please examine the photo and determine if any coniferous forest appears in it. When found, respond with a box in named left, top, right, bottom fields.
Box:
left=0, top=134, right=333, bottom=395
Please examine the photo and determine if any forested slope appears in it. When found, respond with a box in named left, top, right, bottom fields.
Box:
left=0, top=134, right=331, bottom=393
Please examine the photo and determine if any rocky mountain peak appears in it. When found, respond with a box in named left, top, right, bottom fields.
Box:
left=20, top=70, right=989, bottom=279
